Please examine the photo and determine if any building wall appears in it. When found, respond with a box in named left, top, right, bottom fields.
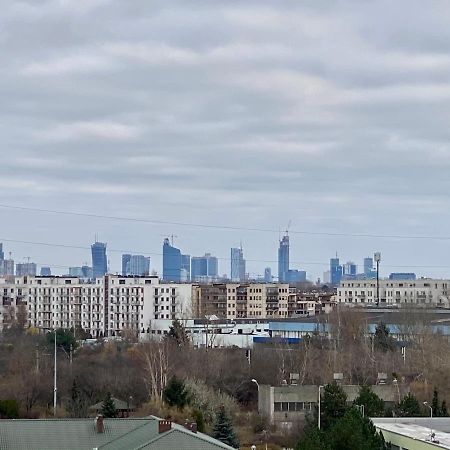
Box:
left=337, top=279, right=450, bottom=306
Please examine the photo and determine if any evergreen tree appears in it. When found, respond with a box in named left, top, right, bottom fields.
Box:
left=296, top=428, right=331, bottom=450
left=163, top=376, right=189, bottom=409
left=46, top=328, right=78, bottom=354
left=395, top=393, right=421, bottom=417
left=213, top=406, right=239, bottom=449
left=101, top=392, right=117, bottom=418
left=321, top=383, right=348, bottom=429
left=0, top=399, right=19, bottom=419
left=192, top=409, right=205, bottom=433
left=432, top=388, right=440, bottom=417
left=441, top=400, right=449, bottom=417
left=166, top=319, right=190, bottom=346
left=353, top=385, right=385, bottom=417
left=373, top=322, right=395, bottom=352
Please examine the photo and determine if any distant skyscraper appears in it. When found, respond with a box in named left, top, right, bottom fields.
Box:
left=286, top=269, right=307, bottom=283
left=191, top=253, right=218, bottom=281
left=364, top=257, right=373, bottom=275
left=343, top=261, right=357, bottom=278
left=389, top=272, right=416, bottom=280
left=230, top=247, right=246, bottom=282
left=278, top=235, right=289, bottom=282
left=69, top=267, right=84, bottom=277
left=264, top=267, right=272, bottom=283
left=330, top=256, right=342, bottom=285
left=91, top=241, right=107, bottom=279
left=81, top=265, right=93, bottom=279
left=163, top=238, right=182, bottom=282
left=181, top=254, right=191, bottom=281
left=121, top=254, right=150, bottom=276
left=0, top=243, right=4, bottom=261
left=16, top=262, right=37, bottom=276
left=40, top=266, right=51, bottom=276
left=122, top=254, right=131, bottom=276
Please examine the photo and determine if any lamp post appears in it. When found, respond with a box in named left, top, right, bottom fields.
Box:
left=374, top=252, right=381, bottom=306
left=423, top=401, right=433, bottom=441
left=318, top=385, right=324, bottom=430
left=393, top=379, right=401, bottom=404
left=251, top=379, right=260, bottom=414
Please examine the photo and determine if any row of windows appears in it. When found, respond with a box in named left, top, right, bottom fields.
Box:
left=274, top=402, right=314, bottom=412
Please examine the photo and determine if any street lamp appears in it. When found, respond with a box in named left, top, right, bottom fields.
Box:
left=374, top=252, right=381, bottom=306
left=252, top=379, right=260, bottom=415
left=318, top=385, right=324, bottom=430
left=393, top=379, right=401, bottom=404
left=423, top=401, right=433, bottom=441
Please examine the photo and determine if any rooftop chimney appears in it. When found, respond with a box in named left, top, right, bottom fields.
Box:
left=184, top=420, right=198, bottom=433
left=158, top=419, right=172, bottom=434
left=95, top=415, right=104, bottom=434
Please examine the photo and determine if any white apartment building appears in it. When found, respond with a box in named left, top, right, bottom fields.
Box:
left=337, top=278, right=450, bottom=306
left=0, top=275, right=193, bottom=337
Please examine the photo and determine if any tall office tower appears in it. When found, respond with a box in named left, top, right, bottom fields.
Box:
left=364, top=257, right=374, bottom=275
left=343, top=261, right=357, bottom=278
left=16, top=262, right=37, bottom=276
left=91, top=241, right=107, bottom=279
left=264, top=267, right=272, bottom=283
left=181, top=254, right=191, bottom=281
left=230, top=247, right=246, bottom=282
left=40, top=267, right=51, bottom=276
left=128, top=255, right=150, bottom=276
left=278, top=234, right=289, bottom=282
left=122, top=254, right=131, bottom=276
left=330, top=256, right=343, bottom=285
left=0, top=243, right=4, bottom=261
left=191, top=253, right=219, bottom=281
left=162, top=238, right=182, bottom=282
left=2, top=258, right=14, bottom=277
left=81, top=265, right=93, bottom=279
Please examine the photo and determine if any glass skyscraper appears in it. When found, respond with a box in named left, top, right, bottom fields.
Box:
left=91, top=241, right=107, bottom=279
left=330, top=257, right=342, bottom=285
left=122, top=254, right=150, bottom=276
left=278, top=235, right=289, bottom=282
left=191, top=253, right=219, bottom=281
left=162, top=238, right=182, bottom=282
left=181, top=254, right=191, bottom=281
left=230, top=247, right=246, bottom=282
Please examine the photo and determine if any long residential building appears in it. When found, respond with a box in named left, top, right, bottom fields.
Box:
left=337, top=278, right=450, bottom=306
left=0, top=275, right=192, bottom=337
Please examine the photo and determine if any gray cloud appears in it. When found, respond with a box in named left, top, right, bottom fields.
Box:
left=1, top=0, right=450, bottom=279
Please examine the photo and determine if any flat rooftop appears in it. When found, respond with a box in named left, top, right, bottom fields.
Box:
left=373, top=418, right=450, bottom=449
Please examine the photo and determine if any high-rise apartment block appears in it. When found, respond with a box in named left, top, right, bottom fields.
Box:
left=278, top=235, right=289, bottom=282
left=91, top=241, right=107, bottom=279
left=0, top=275, right=192, bottom=335
left=230, top=247, right=246, bottom=282
left=122, top=254, right=150, bottom=276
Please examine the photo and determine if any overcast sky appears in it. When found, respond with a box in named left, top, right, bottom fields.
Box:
left=2, top=0, right=450, bottom=280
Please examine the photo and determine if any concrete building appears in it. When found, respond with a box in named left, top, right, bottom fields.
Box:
left=337, top=279, right=450, bottom=306
left=389, top=272, right=416, bottom=280
left=0, top=275, right=193, bottom=337
left=258, top=381, right=405, bottom=427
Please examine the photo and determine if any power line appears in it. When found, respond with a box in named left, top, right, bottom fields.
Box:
left=1, top=236, right=450, bottom=270
left=1, top=203, right=450, bottom=241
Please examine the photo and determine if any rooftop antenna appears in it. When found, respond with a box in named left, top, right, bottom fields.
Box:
left=286, top=219, right=292, bottom=236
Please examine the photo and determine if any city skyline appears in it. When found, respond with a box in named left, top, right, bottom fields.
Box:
left=2, top=1, right=450, bottom=282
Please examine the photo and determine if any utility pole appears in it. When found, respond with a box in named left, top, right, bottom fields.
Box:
left=35, top=345, right=40, bottom=374
left=53, top=330, right=57, bottom=416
